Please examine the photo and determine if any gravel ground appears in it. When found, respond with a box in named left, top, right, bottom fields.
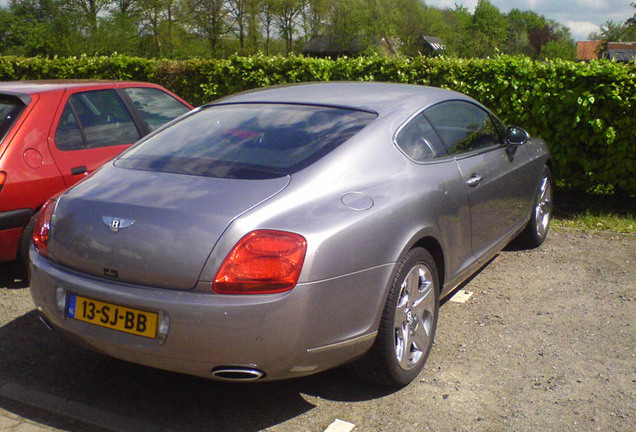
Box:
left=0, top=228, right=634, bottom=431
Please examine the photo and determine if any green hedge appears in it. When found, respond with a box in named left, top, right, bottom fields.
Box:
left=1, top=54, right=634, bottom=195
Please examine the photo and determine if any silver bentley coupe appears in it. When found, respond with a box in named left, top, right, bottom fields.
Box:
left=29, top=82, right=553, bottom=387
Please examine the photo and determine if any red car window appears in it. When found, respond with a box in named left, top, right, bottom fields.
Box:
left=55, top=89, right=141, bottom=151
left=55, top=104, right=85, bottom=150
left=123, top=87, right=190, bottom=132
left=0, top=94, right=26, bottom=143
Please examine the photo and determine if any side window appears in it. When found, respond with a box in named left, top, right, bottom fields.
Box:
left=123, top=87, right=190, bottom=132
left=54, top=89, right=141, bottom=151
left=424, top=101, right=502, bottom=155
left=54, top=105, right=84, bottom=150
left=395, top=114, right=447, bottom=162
left=0, top=94, right=26, bottom=142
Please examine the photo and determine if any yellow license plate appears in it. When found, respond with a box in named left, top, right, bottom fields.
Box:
left=68, top=294, right=158, bottom=338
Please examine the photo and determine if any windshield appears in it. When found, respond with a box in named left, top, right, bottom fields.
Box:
left=115, top=103, right=377, bottom=179
left=0, top=94, right=26, bottom=144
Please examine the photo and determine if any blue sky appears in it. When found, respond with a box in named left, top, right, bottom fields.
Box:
left=426, top=0, right=635, bottom=41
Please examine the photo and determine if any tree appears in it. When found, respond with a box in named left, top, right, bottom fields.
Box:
left=244, top=0, right=260, bottom=53
left=440, top=5, right=471, bottom=57
left=136, top=0, right=183, bottom=57
left=528, top=24, right=557, bottom=53
left=228, top=0, right=248, bottom=49
left=588, top=18, right=635, bottom=57
left=541, top=38, right=576, bottom=60
left=274, top=0, right=304, bottom=55
left=260, top=0, right=276, bottom=54
left=2, top=0, right=79, bottom=56
left=506, top=12, right=532, bottom=56
left=324, top=0, right=366, bottom=53
left=67, top=0, right=110, bottom=36
left=417, top=5, right=451, bottom=54
left=627, top=2, right=636, bottom=27
left=0, top=0, right=597, bottom=59
left=589, top=20, right=625, bottom=42
left=503, top=9, right=576, bottom=59
left=468, top=0, right=508, bottom=57
left=113, top=0, right=140, bottom=14
left=622, top=2, right=636, bottom=40
left=392, top=0, right=427, bottom=56
left=184, top=0, right=228, bottom=54
left=301, top=0, right=328, bottom=39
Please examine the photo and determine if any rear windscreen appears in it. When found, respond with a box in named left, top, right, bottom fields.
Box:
left=0, top=95, right=26, bottom=143
left=115, top=104, right=377, bottom=179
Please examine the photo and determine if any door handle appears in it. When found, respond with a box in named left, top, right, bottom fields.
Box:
left=466, top=174, right=482, bottom=187
left=71, top=166, right=87, bottom=175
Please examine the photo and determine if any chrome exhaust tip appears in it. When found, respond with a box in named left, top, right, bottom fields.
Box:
left=211, top=367, right=265, bottom=381
left=38, top=314, right=55, bottom=332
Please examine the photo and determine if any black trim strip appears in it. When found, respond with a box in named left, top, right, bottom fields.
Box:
left=0, top=208, right=33, bottom=230
left=0, top=91, right=32, bottom=105
left=116, top=88, right=151, bottom=136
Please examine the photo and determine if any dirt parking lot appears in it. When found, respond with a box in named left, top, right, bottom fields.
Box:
left=0, top=228, right=634, bottom=431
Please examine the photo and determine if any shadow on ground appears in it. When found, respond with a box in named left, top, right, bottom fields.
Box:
left=0, top=311, right=396, bottom=432
left=0, top=257, right=500, bottom=431
left=0, top=261, right=27, bottom=289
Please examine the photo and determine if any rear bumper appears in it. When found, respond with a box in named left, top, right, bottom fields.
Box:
left=29, top=248, right=393, bottom=381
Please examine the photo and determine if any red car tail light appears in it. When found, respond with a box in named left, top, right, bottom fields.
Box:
left=32, top=198, right=57, bottom=257
left=213, top=230, right=307, bottom=294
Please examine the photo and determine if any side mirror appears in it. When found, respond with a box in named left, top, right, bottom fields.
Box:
left=507, top=126, right=530, bottom=145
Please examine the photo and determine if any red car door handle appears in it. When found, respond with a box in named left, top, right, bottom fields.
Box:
left=466, top=174, right=482, bottom=187
left=71, top=166, right=87, bottom=175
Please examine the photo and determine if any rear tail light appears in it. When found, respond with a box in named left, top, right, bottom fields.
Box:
left=0, top=172, right=6, bottom=192
left=213, top=230, right=307, bottom=294
left=32, top=198, right=57, bottom=257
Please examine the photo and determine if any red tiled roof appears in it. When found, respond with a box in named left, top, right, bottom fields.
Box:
left=577, top=41, right=601, bottom=60
left=607, top=42, right=636, bottom=50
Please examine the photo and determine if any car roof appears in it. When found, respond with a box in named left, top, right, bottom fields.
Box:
left=214, top=82, right=475, bottom=116
left=0, top=80, right=159, bottom=96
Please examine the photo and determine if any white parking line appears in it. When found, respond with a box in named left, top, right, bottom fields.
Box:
left=449, top=289, right=473, bottom=303
left=0, top=381, right=176, bottom=432
left=0, top=409, right=55, bottom=432
left=324, top=419, right=355, bottom=432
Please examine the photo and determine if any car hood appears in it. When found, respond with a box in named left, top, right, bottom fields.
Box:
left=48, top=165, right=290, bottom=290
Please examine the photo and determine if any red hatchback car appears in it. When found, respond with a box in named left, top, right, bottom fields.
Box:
left=0, top=81, right=192, bottom=264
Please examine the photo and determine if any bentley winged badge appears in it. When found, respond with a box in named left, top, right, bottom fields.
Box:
left=102, top=216, right=136, bottom=233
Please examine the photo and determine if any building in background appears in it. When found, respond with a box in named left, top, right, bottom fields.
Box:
left=607, top=42, right=636, bottom=62
left=576, top=41, right=601, bottom=61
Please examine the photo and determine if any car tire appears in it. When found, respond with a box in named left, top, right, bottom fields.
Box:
left=18, top=210, right=38, bottom=267
left=516, top=166, right=553, bottom=249
left=350, top=247, right=439, bottom=387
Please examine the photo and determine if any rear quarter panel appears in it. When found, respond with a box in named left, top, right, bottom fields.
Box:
left=0, top=91, right=67, bottom=214
left=196, top=121, right=472, bottom=341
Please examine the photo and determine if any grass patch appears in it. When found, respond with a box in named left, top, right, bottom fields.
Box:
left=552, top=188, right=636, bottom=233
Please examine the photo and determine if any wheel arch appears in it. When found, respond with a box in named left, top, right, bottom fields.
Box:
left=393, top=228, right=446, bottom=293
left=545, top=157, right=555, bottom=178
left=411, top=236, right=445, bottom=291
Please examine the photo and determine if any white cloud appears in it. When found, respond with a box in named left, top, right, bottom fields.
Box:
left=565, top=20, right=602, bottom=40
left=426, top=0, right=633, bottom=39
left=447, top=1, right=633, bottom=40
left=574, top=0, right=610, bottom=10
left=423, top=0, right=477, bottom=10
